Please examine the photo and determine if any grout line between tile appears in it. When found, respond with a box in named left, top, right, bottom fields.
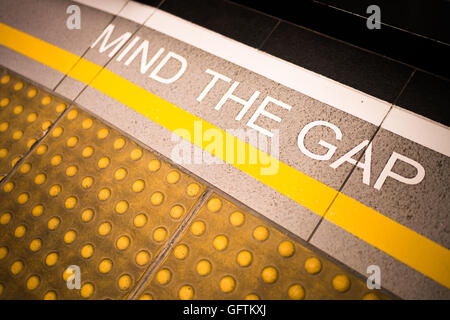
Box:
left=306, top=68, right=417, bottom=242
left=127, top=188, right=213, bottom=300
left=226, top=0, right=448, bottom=81
left=7, top=0, right=169, bottom=179
left=0, top=2, right=133, bottom=186
left=313, top=0, right=450, bottom=47
left=50, top=1, right=128, bottom=92
left=257, top=19, right=281, bottom=50
left=0, top=105, right=75, bottom=189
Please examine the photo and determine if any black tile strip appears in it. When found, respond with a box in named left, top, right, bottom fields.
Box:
left=261, top=21, right=413, bottom=103
left=317, top=0, right=450, bottom=45
left=137, top=0, right=166, bottom=7
left=158, top=0, right=279, bottom=48
left=228, top=0, right=450, bottom=80
left=396, top=71, right=450, bottom=127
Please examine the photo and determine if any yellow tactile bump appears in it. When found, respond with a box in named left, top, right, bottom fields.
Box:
left=137, top=194, right=390, bottom=300
left=0, top=70, right=68, bottom=178
left=0, top=106, right=206, bottom=299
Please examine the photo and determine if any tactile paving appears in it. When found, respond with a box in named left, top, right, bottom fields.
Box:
left=137, top=193, right=391, bottom=300
left=0, top=68, right=68, bottom=179
left=0, top=83, right=206, bottom=298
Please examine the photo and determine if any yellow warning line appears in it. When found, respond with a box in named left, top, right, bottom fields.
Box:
left=1, top=22, right=448, bottom=288
left=0, top=24, right=80, bottom=76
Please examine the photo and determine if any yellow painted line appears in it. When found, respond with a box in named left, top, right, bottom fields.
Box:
left=0, top=23, right=80, bottom=76
left=327, top=195, right=450, bottom=288
left=1, top=22, right=449, bottom=288
left=90, top=68, right=336, bottom=214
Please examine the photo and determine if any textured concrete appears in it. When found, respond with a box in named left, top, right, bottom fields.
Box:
left=63, top=25, right=385, bottom=241
left=55, top=15, right=148, bottom=100
left=160, top=0, right=279, bottom=48
left=311, top=127, right=450, bottom=299
left=311, top=219, right=450, bottom=300
left=82, top=26, right=381, bottom=190
left=0, top=0, right=115, bottom=89
left=340, top=128, right=448, bottom=247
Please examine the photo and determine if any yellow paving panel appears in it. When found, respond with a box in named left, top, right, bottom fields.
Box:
left=0, top=104, right=206, bottom=298
left=0, top=68, right=68, bottom=179
left=137, top=193, right=390, bottom=300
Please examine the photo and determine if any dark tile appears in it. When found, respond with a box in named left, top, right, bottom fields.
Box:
left=230, top=0, right=450, bottom=79
left=159, top=0, right=279, bottom=48
left=261, top=22, right=413, bottom=103
left=319, top=0, right=450, bottom=45
left=134, top=0, right=164, bottom=7
left=397, top=72, right=450, bottom=127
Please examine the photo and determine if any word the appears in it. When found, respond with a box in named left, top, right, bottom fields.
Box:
left=197, top=69, right=292, bottom=138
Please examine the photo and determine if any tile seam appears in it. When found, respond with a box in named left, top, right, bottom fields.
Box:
left=305, top=69, right=417, bottom=297
left=50, top=2, right=128, bottom=92
left=0, top=66, right=78, bottom=188
left=257, top=19, right=281, bottom=50
left=0, top=0, right=138, bottom=184
left=228, top=0, right=449, bottom=81
left=128, top=188, right=213, bottom=299
left=0, top=65, right=213, bottom=300
left=54, top=0, right=164, bottom=107
left=306, top=68, right=417, bottom=242
left=313, top=0, right=450, bottom=47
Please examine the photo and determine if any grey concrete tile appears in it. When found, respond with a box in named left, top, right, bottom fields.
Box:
left=310, top=127, right=450, bottom=299
left=73, top=0, right=128, bottom=15
left=310, top=219, right=450, bottom=300
left=55, top=16, right=146, bottom=100
left=98, top=26, right=381, bottom=191
left=0, top=0, right=116, bottom=89
left=68, top=25, right=385, bottom=240
left=339, top=128, right=449, bottom=247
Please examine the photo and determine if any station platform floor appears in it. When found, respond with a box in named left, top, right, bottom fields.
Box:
left=0, top=0, right=448, bottom=300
